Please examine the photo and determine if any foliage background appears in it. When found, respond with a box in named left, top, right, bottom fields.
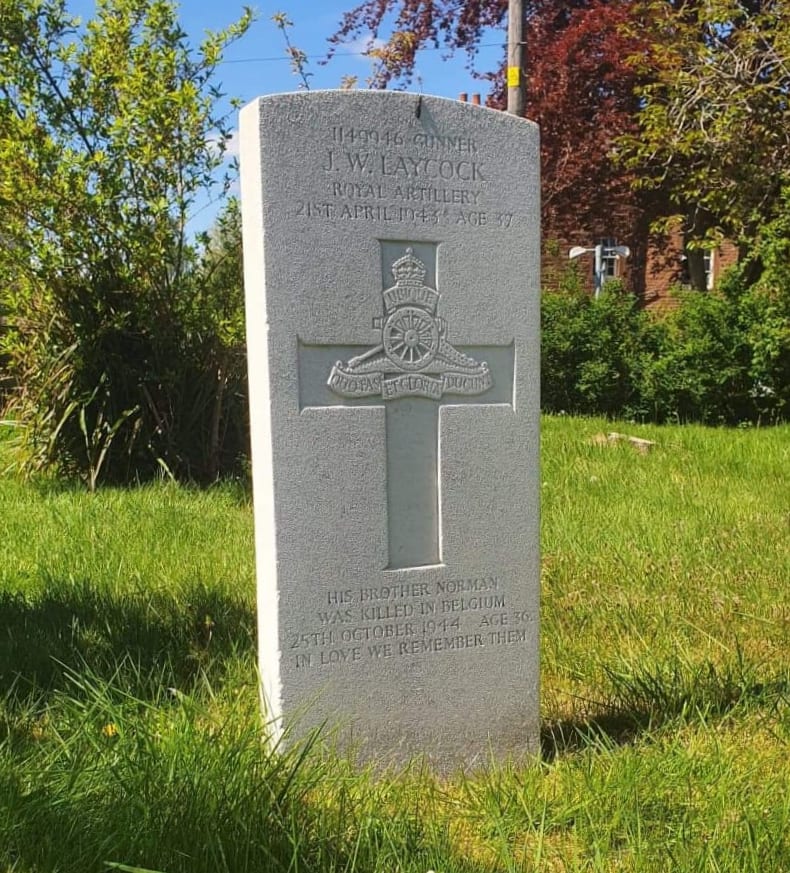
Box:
left=541, top=272, right=789, bottom=425
left=1, top=0, right=789, bottom=491
left=0, top=0, right=250, bottom=488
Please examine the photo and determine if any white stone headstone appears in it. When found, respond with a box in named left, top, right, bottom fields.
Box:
left=240, top=91, right=540, bottom=770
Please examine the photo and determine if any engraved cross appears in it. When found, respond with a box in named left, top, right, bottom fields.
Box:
left=298, top=249, right=515, bottom=570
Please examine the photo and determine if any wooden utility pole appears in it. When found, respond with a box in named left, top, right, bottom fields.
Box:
left=507, top=0, right=526, bottom=117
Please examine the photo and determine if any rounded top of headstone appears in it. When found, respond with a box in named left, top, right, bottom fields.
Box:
left=244, top=90, right=540, bottom=133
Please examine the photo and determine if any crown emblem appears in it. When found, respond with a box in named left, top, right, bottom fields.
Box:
left=391, top=248, right=427, bottom=284
left=382, top=248, right=440, bottom=315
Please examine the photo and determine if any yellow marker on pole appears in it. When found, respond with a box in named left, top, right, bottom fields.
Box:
left=507, top=0, right=526, bottom=116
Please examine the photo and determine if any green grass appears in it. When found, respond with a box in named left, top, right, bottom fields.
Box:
left=1, top=416, right=788, bottom=872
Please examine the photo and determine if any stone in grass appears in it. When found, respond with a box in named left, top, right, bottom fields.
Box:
left=591, top=432, right=657, bottom=454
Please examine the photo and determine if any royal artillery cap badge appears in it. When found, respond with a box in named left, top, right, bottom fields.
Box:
left=328, top=248, right=492, bottom=401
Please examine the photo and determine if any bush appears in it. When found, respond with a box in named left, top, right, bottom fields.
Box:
left=728, top=197, right=790, bottom=422
left=738, top=284, right=790, bottom=421
left=2, top=202, right=248, bottom=487
left=541, top=275, right=789, bottom=425
left=541, top=283, right=664, bottom=419
left=0, top=2, right=251, bottom=487
left=639, top=289, right=754, bottom=424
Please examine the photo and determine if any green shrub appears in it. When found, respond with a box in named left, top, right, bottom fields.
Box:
left=739, top=284, right=790, bottom=421
left=541, top=271, right=789, bottom=425
left=642, top=272, right=789, bottom=425
left=727, top=197, right=790, bottom=422
left=0, top=1, right=251, bottom=487
left=639, top=288, right=754, bottom=424
left=541, top=283, right=664, bottom=419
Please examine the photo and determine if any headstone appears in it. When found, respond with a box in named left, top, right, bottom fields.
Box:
left=240, top=91, right=540, bottom=770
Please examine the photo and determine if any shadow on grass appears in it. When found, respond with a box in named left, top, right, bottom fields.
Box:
left=0, top=579, right=256, bottom=700
left=541, top=712, right=646, bottom=760
left=541, top=664, right=790, bottom=761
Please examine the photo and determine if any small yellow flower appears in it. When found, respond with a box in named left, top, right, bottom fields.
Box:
left=101, top=722, right=119, bottom=738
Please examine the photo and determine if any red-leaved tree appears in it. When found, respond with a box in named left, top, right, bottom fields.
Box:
left=329, top=1, right=660, bottom=290
left=520, top=2, right=652, bottom=241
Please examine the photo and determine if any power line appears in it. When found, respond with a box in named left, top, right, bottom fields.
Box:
left=218, top=40, right=505, bottom=66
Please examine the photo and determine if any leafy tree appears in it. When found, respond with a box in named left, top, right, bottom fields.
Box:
left=0, top=0, right=251, bottom=486
left=328, top=0, right=509, bottom=89
left=620, top=0, right=790, bottom=255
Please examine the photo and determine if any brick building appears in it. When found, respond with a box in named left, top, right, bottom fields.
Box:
left=542, top=226, right=740, bottom=309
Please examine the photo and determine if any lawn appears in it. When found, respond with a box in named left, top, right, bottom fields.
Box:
left=1, top=416, right=788, bottom=872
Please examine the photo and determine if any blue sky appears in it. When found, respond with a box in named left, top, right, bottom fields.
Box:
left=68, top=1, right=505, bottom=231
left=70, top=1, right=504, bottom=102
left=188, top=1, right=503, bottom=103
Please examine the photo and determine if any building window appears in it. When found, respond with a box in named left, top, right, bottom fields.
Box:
left=598, top=238, right=620, bottom=281
left=681, top=247, right=716, bottom=291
